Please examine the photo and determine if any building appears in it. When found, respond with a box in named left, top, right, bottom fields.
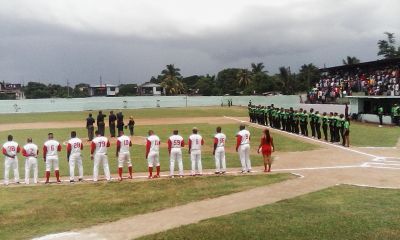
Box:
left=139, top=82, right=165, bottom=96
left=89, top=84, right=119, bottom=97
left=0, top=82, right=24, bottom=99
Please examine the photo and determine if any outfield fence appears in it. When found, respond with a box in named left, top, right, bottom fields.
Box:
left=0, top=95, right=300, bottom=113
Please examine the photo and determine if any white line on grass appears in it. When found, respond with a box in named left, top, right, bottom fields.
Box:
left=224, top=116, right=381, bottom=159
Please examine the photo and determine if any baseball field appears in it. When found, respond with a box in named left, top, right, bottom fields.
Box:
left=1, top=106, right=400, bottom=240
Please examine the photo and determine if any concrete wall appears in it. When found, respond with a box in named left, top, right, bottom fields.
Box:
left=358, top=114, right=392, bottom=125
left=299, top=104, right=348, bottom=115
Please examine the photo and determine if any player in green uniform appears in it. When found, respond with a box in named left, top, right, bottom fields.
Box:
left=301, top=110, right=309, bottom=136
left=293, top=110, right=300, bottom=134
left=309, top=108, right=316, bottom=138
left=314, top=111, right=322, bottom=139
left=329, top=112, right=335, bottom=143
left=339, top=114, right=345, bottom=145
left=377, top=106, right=383, bottom=127
left=343, top=117, right=350, bottom=147
left=334, top=113, right=341, bottom=143
left=322, top=112, right=329, bottom=141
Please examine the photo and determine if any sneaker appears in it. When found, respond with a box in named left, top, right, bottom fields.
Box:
left=78, top=178, right=83, bottom=182
left=57, top=180, right=62, bottom=184
left=15, top=182, right=20, bottom=184
left=148, top=175, right=153, bottom=179
left=247, top=170, right=252, bottom=173
left=241, top=170, right=246, bottom=174
left=215, top=171, right=221, bottom=174
left=153, top=175, right=160, bottom=178
left=170, top=175, right=175, bottom=179
left=221, top=171, right=226, bottom=174
left=70, top=180, right=75, bottom=183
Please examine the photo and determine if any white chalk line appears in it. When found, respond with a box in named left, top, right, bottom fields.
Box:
left=224, top=116, right=382, bottom=159
left=344, top=183, right=400, bottom=190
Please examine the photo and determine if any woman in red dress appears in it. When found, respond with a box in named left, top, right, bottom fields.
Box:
left=258, top=129, right=275, bottom=172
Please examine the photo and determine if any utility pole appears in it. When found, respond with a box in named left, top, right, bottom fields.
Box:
left=67, top=78, right=70, bottom=98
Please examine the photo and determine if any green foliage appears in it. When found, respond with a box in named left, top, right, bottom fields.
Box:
left=296, top=63, right=320, bottom=92
left=195, top=75, right=218, bottom=96
left=0, top=93, right=15, bottom=100
left=23, top=82, right=89, bottom=99
left=377, top=32, right=400, bottom=59
left=118, top=84, right=138, bottom=96
left=160, top=64, right=185, bottom=95
left=216, top=68, right=241, bottom=95
left=342, top=56, right=361, bottom=65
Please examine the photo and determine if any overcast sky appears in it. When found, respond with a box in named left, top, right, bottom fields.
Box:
left=0, top=0, right=399, bottom=85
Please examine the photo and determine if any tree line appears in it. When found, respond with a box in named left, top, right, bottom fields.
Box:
left=14, top=32, right=400, bottom=99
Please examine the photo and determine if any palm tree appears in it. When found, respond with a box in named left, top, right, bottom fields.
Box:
left=251, top=62, right=268, bottom=74
left=237, top=69, right=252, bottom=88
left=279, top=66, right=294, bottom=95
left=342, top=56, right=360, bottom=65
left=160, top=64, right=184, bottom=95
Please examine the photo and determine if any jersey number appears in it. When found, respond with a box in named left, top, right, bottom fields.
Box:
left=8, top=146, right=16, bottom=151
left=98, top=141, right=106, bottom=147
left=73, top=142, right=81, bottom=148
left=123, top=140, right=130, bottom=146
left=173, top=140, right=181, bottom=145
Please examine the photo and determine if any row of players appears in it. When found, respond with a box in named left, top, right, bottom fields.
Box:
left=2, top=125, right=274, bottom=185
left=248, top=104, right=350, bottom=147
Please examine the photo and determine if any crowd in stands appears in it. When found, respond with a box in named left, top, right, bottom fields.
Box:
left=308, top=62, right=400, bottom=103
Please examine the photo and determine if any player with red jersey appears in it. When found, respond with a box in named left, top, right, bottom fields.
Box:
left=146, top=130, right=161, bottom=178
left=43, top=133, right=62, bottom=184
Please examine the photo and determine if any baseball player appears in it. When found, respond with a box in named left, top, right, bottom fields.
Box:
left=213, top=126, right=226, bottom=174
left=188, top=127, right=204, bottom=176
left=146, top=130, right=161, bottom=178
left=67, top=131, right=84, bottom=183
left=2, top=135, right=20, bottom=185
left=236, top=124, right=252, bottom=173
left=168, top=130, right=184, bottom=178
left=22, top=137, right=39, bottom=184
left=43, top=133, right=62, bottom=184
left=116, top=130, right=133, bottom=181
left=91, top=130, right=111, bottom=182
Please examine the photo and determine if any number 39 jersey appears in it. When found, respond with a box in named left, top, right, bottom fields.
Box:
left=91, top=136, right=110, bottom=155
left=67, top=138, right=83, bottom=155
left=117, top=135, right=131, bottom=154
left=189, top=134, right=204, bottom=150
left=2, top=141, right=20, bottom=157
left=43, top=140, right=61, bottom=157
left=168, top=135, right=184, bottom=149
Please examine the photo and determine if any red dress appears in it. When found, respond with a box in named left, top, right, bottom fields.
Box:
left=260, top=136, right=273, bottom=156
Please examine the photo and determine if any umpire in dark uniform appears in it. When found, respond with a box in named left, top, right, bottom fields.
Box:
left=109, top=111, right=117, bottom=137
left=86, top=113, right=95, bottom=141
left=117, top=112, right=125, bottom=133
left=97, top=111, right=107, bottom=136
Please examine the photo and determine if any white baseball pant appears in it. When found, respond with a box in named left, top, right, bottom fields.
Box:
left=214, top=147, right=226, bottom=173
left=93, top=153, right=111, bottom=181
left=190, top=150, right=202, bottom=175
left=118, top=152, right=132, bottom=168
left=170, top=148, right=183, bottom=176
left=45, top=156, right=59, bottom=171
left=69, top=153, right=83, bottom=181
left=25, top=157, right=38, bottom=184
left=147, top=151, right=160, bottom=167
left=4, top=157, right=19, bottom=185
left=238, top=144, right=251, bottom=172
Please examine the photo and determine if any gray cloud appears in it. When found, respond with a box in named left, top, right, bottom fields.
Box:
left=0, top=0, right=399, bottom=85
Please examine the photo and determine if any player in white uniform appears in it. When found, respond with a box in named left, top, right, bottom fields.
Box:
left=188, top=127, right=204, bottom=176
left=22, top=137, right=39, bottom=184
left=168, top=130, right=184, bottom=178
left=116, top=131, right=133, bottom=181
left=213, top=126, right=227, bottom=174
left=67, top=131, right=83, bottom=183
left=2, top=135, right=20, bottom=185
left=43, top=133, right=62, bottom=183
left=236, top=124, right=252, bottom=173
left=91, top=130, right=111, bottom=182
left=146, top=130, right=161, bottom=178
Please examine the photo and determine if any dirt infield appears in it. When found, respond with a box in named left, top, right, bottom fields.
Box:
left=5, top=116, right=400, bottom=240
left=0, top=116, right=247, bottom=132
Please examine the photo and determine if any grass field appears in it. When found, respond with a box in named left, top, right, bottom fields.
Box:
left=0, top=123, right=317, bottom=179
left=140, top=185, right=400, bottom=240
left=348, top=122, right=400, bottom=147
left=0, top=107, right=247, bottom=124
left=0, top=174, right=293, bottom=240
